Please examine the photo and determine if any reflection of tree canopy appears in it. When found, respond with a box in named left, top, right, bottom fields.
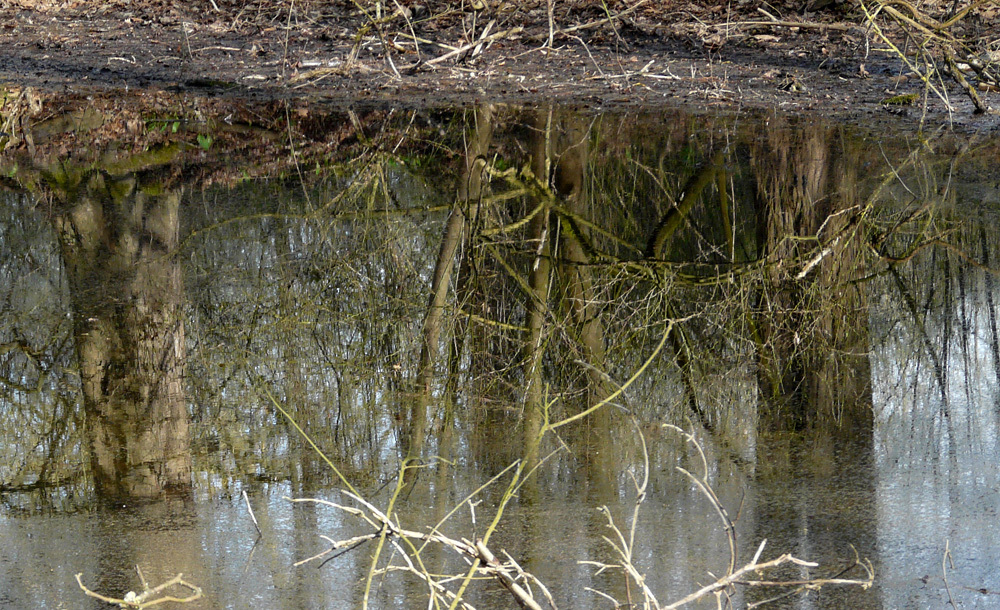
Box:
left=184, top=171, right=440, bottom=484
left=2, top=98, right=999, bottom=507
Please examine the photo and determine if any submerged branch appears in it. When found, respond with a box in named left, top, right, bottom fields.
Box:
left=665, top=549, right=873, bottom=609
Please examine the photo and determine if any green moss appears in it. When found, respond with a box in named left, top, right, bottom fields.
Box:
left=881, top=93, right=919, bottom=106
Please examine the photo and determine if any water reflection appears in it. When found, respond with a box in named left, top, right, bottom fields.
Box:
left=55, top=163, right=191, bottom=500
left=1, top=99, right=999, bottom=608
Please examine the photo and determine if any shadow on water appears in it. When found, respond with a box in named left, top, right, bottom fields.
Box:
left=2, top=97, right=1000, bottom=608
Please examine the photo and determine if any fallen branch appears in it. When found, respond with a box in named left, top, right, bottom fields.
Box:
left=76, top=569, right=203, bottom=608
left=667, top=542, right=873, bottom=608
left=475, top=540, right=545, bottom=610
left=288, top=487, right=554, bottom=610
left=732, top=19, right=859, bottom=32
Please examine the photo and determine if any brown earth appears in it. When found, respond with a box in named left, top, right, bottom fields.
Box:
left=1, top=0, right=998, bottom=129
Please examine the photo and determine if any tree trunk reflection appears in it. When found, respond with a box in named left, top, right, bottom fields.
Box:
left=746, top=116, right=877, bottom=604
left=407, top=105, right=494, bottom=461
left=53, top=165, right=191, bottom=500
left=751, top=117, right=872, bottom=435
left=522, top=109, right=553, bottom=470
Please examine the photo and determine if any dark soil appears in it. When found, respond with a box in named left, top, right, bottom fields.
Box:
left=2, top=0, right=998, bottom=129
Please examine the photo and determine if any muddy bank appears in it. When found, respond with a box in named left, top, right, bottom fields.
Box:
left=1, top=1, right=998, bottom=130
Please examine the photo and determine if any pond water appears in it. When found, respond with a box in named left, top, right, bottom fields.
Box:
left=1, top=103, right=999, bottom=609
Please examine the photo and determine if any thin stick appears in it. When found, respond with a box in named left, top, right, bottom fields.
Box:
left=546, top=0, right=555, bottom=47
left=136, top=565, right=148, bottom=592
left=243, top=489, right=262, bottom=537
left=943, top=540, right=957, bottom=608
left=393, top=0, right=422, bottom=62
left=394, top=31, right=460, bottom=51
left=182, top=23, right=194, bottom=60
left=281, top=0, right=295, bottom=79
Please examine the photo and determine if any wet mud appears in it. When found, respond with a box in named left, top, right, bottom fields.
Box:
left=2, top=1, right=998, bottom=130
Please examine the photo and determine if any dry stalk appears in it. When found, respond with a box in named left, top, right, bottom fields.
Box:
left=667, top=544, right=874, bottom=609
left=382, top=537, right=476, bottom=610
left=503, top=549, right=559, bottom=608
left=579, top=418, right=660, bottom=608
left=666, top=424, right=738, bottom=575
left=339, top=0, right=412, bottom=73
left=392, top=0, right=422, bottom=62
left=943, top=539, right=957, bottom=608
left=582, top=424, right=874, bottom=608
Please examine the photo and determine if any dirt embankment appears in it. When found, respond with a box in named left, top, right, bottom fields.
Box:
left=1, top=0, right=998, bottom=128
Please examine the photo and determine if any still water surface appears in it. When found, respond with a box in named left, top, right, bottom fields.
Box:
left=1, top=103, right=999, bottom=608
